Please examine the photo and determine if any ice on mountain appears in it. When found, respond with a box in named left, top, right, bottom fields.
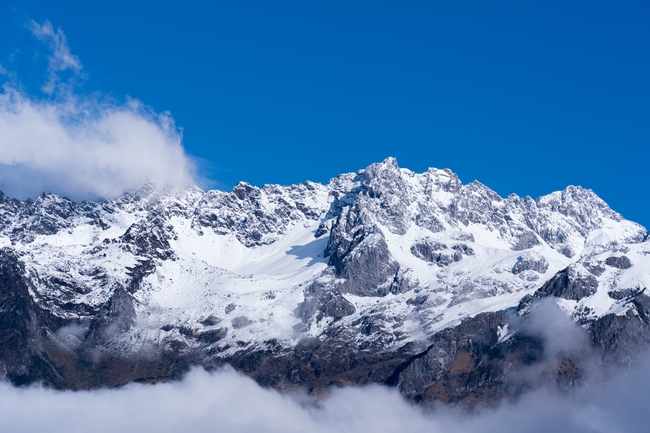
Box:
left=0, top=157, right=647, bottom=365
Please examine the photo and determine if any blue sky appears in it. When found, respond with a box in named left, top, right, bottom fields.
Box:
left=1, top=1, right=648, bottom=228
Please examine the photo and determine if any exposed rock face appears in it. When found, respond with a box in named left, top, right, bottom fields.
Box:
left=605, top=255, right=633, bottom=269
left=0, top=158, right=648, bottom=407
left=85, top=286, right=136, bottom=347
left=395, top=312, right=511, bottom=404
left=512, top=252, right=549, bottom=275
left=336, top=233, right=400, bottom=297
left=296, top=274, right=357, bottom=322
left=0, top=249, right=42, bottom=384
left=535, top=266, right=598, bottom=301
left=410, top=239, right=474, bottom=266
left=194, top=181, right=327, bottom=247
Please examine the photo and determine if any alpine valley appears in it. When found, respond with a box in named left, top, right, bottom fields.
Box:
left=1, top=157, right=648, bottom=406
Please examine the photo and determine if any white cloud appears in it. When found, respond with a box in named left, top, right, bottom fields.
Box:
left=0, top=88, right=195, bottom=201
left=0, top=21, right=196, bottom=201
left=0, top=368, right=438, bottom=433
left=0, top=360, right=649, bottom=433
left=28, top=20, right=85, bottom=94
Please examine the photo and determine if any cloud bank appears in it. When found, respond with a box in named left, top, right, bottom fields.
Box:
left=0, top=21, right=195, bottom=201
left=0, top=303, right=645, bottom=433
left=0, top=361, right=649, bottom=433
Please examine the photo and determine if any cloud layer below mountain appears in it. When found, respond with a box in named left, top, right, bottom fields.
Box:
left=0, top=360, right=648, bottom=433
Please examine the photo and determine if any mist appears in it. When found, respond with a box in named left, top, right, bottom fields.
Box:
left=0, top=20, right=195, bottom=201
left=0, top=357, right=649, bottom=433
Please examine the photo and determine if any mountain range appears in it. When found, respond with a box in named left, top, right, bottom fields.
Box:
left=1, top=157, right=648, bottom=406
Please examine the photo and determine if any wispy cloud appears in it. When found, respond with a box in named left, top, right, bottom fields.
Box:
left=0, top=20, right=196, bottom=201
left=27, top=20, right=85, bottom=94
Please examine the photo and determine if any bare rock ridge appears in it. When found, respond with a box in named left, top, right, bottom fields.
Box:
left=0, top=157, right=648, bottom=407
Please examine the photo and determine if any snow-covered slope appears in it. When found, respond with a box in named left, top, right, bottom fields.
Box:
left=0, top=158, right=648, bottom=403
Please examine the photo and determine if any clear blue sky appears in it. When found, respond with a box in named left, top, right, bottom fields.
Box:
left=1, top=1, right=649, bottom=228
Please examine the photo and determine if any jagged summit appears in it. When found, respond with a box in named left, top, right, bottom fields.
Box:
left=0, top=158, right=648, bottom=405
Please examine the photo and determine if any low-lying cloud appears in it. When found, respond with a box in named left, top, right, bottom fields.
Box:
left=0, top=360, right=649, bottom=433
left=0, top=300, right=645, bottom=432
left=0, top=21, right=195, bottom=201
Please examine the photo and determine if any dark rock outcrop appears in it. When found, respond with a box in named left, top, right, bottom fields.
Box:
left=605, top=256, right=633, bottom=269
left=410, top=239, right=473, bottom=266
left=512, top=253, right=549, bottom=275
left=535, top=267, right=598, bottom=301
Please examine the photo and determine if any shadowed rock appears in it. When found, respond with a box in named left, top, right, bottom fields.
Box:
left=605, top=256, right=632, bottom=269
left=512, top=252, right=549, bottom=274
left=535, top=267, right=598, bottom=301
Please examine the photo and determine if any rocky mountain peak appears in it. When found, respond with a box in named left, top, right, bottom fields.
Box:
left=0, top=159, right=648, bottom=407
left=537, top=185, right=621, bottom=223
left=422, top=167, right=462, bottom=194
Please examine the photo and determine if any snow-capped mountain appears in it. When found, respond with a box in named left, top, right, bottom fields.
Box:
left=1, top=157, right=648, bottom=405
